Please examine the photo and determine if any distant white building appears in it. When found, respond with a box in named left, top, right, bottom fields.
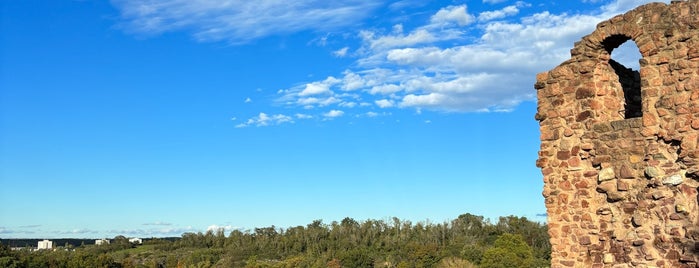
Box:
left=95, top=238, right=110, bottom=245
left=128, top=238, right=142, bottom=244
left=37, top=239, right=53, bottom=250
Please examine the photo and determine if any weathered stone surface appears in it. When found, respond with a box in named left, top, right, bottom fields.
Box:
left=632, top=214, right=644, bottom=227
left=536, top=1, right=699, bottom=267
left=606, top=191, right=625, bottom=202
left=676, top=204, right=687, bottom=213
left=599, top=168, right=616, bottom=182
left=597, top=181, right=617, bottom=193
left=645, top=166, right=661, bottom=178
left=619, top=165, right=635, bottom=178
left=662, top=174, right=683, bottom=186
left=604, top=253, right=614, bottom=264
left=580, top=236, right=592, bottom=245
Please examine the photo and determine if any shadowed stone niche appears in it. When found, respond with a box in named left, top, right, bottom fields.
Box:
left=535, top=1, right=699, bottom=267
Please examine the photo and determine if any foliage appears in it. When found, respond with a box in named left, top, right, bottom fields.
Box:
left=1, top=213, right=550, bottom=268
left=480, top=233, right=535, bottom=268
left=436, top=257, right=478, bottom=268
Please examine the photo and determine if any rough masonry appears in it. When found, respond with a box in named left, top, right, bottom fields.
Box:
left=535, top=1, right=699, bottom=267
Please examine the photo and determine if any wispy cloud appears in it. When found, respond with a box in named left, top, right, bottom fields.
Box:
left=323, top=110, right=344, bottom=118
left=59, top=228, right=99, bottom=235
left=206, top=224, right=239, bottom=233
left=143, top=221, right=172, bottom=226
left=430, top=5, right=475, bottom=27
left=110, top=226, right=195, bottom=237
left=113, top=0, right=667, bottom=121
left=295, top=113, right=313, bottom=119
left=111, top=0, right=385, bottom=44
left=0, top=227, right=15, bottom=234
left=236, top=112, right=295, bottom=128
left=1, top=226, right=38, bottom=235
left=483, top=0, right=507, bottom=4
left=375, top=99, right=394, bottom=108
left=333, top=47, right=350, bottom=57
left=478, top=2, right=528, bottom=22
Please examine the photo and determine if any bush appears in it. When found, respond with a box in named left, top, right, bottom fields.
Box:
left=480, top=234, right=534, bottom=268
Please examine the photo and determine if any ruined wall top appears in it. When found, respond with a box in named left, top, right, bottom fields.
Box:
left=536, top=0, right=699, bottom=267
left=555, top=0, right=699, bottom=76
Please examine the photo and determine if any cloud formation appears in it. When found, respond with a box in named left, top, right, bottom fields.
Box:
left=271, top=0, right=667, bottom=114
left=206, top=224, right=238, bottom=233
left=112, top=0, right=384, bottom=44
left=111, top=226, right=196, bottom=237
left=112, top=0, right=669, bottom=125
left=143, top=221, right=173, bottom=226
left=236, top=112, right=295, bottom=128
left=323, top=110, right=344, bottom=118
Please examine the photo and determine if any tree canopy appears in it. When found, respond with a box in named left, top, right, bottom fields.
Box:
left=0, top=213, right=550, bottom=267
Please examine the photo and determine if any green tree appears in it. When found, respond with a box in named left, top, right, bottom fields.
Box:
left=339, top=248, right=373, bottom=268
left=480, top=233, right=534, bottom=268
left=460, top=244, right=484, bottom=264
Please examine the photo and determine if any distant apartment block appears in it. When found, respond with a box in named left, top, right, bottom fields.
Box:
left=37, top=239, right=53, bottom=250
left=95, top=238, right=110, bottom=245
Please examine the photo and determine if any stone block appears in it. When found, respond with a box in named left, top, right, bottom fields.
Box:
left=599, top=168, right=616, bottom=182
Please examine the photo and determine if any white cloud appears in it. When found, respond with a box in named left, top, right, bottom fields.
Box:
left=389, top=0, right=428, bottom=10
left=244, top=0, right=671, bottom=122
left=370, top=84, right=402, bottom=95
left=363, top=29, right=439, bottom=50
left=401, top=93, right=447, bottom=108
left=206, top=224, right=237, bottom=233
left=483, top=0, right=507, bottom=3
left=341, top=71, right=365, bottom=91
left=236, top=112, right=294, bottom=128
left=60, top=228, right=99, bottom=235
left=0, top=227, right=23, bottom=234
left=295, top=113, right=313, bottom=119
left=111, top=0, right=383, bottom=44
left=430, top=5, right=475, bottom=26
left=112, top=226, right=196, bottom=237
left=143, top=221, right=173, bottom=226
left=297, top=96, right=340, bottom=107
left=375, top=99, right=395, bottom=108
left=245, top=97, right=252, bottom=103
left=300, top=82, right=331, bottom=96
left=339, top=101, right=358, bottom=108
left=323, top=110, right=344, bottom=118
left=478, top=5, right=521, bottom=22
left=298, top=76, right=340, bottom=97
left=333, top=47, right=350, bottom=57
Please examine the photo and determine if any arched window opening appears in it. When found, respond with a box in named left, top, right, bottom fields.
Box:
left=603, top=35, right=642, bottom=119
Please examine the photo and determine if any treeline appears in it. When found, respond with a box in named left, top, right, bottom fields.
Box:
left=0, top=213, right=550, bottom=268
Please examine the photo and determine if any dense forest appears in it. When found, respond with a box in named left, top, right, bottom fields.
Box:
left=0, top=213, right=550, bottom=268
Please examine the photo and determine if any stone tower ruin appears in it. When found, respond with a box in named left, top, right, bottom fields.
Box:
left=535, top=1, right=699, bottom=267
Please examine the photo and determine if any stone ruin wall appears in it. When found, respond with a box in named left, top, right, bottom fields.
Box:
left=536, top=1, right=699, bottom=267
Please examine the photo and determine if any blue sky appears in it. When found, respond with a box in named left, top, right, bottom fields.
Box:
left=1, top=0, right=661, bottom=238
